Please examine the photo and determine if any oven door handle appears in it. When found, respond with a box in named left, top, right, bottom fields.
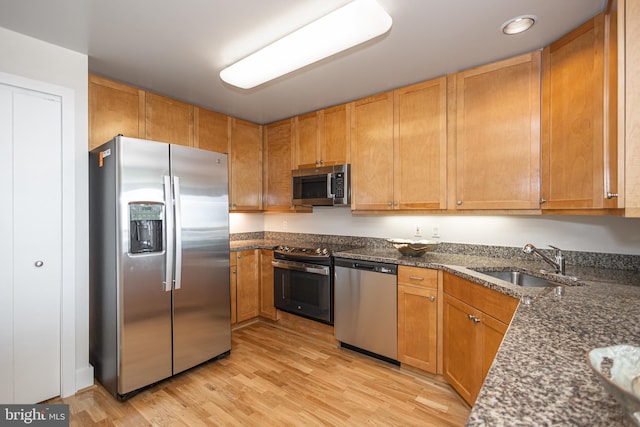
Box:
left=272, top=259, right=330, bottom=276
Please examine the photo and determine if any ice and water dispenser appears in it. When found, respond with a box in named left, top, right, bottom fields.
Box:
left=129, top=202, right=163, bottom=254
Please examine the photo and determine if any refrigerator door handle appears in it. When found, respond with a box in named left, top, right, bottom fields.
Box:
left=163, top=175, right=174, bottom=292
left=173, top=176, right=183, bottom=290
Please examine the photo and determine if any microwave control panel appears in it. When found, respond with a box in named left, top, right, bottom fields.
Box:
left=334, top=173, right=344, bottom=198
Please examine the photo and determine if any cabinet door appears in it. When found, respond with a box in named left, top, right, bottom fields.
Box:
left=236, top=249, right=259, bottom=323
left=542, top=13, right=619, bottom=210
left=351, top=92, right=395, bottom=210
left=259, top=249, right=277, bottom=320
left=453, top=51, right=541, bottom=210
left=322, top=103, right=350, bottom=167
left=443, top=294, right=482, bottom=406
left=394, top=78, right=447, bottom=210
left=229, top=118, right=262, bottom=211
left=229, top=254, right=237, bottom=324
left=481, top=314, right=509, bottom=379
left=194, top=107, right=229, bottom=153
left=397, top=284, right=438, bottom=373
left=145, top=93, right=193, bottom=147
left=264, top=119, right=295, bottom=211
left=88, top=75, right=145, bottom=150
left=294, top=111, right=321, bottom=169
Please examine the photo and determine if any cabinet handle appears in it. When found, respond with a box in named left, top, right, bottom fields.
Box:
left=429, top=295, right=435, bottom=302
left=606, top=192, right=619, bottom=199
left=393, top=201, right=398, bottom=206
left=237, top=254, right=242, bottom=259
left=387, top=202, right=392, bottom=207
left=539, top=198, right=547, bottom=204
left=456, top=200, right=462, bottom=206
left=468, top=314, right=480, bottom=323
left=409, top=276, right=424, bottom=281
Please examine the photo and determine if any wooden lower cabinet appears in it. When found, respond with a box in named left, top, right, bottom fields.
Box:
left=229, top=258, right=237, bottom=325
left=397, top=266, right=438, bottom=373
left=442, top=272, right=518, bottom=406
left=235, top=249, right=259, bottom=323
left=259, top=249, right=277, bottom=320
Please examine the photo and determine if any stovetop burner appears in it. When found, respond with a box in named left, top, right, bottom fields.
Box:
left=275, top=244, right=330, bottom=257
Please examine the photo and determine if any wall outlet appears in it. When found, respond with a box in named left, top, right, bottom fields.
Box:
left=432, top=225, right=440, bottom=239
left=414, top=224, right=422, bottom=238
left=282, top=220, right=288, bottom=230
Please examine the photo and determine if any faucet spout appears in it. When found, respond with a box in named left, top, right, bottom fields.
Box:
left=522, top=243, right=566, bottom=275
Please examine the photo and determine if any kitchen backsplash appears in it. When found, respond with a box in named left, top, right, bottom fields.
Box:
left=230, top=231, right=640, bottom=272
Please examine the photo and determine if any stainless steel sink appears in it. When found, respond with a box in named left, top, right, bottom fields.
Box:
left=475, top=270, right=559, bottom=288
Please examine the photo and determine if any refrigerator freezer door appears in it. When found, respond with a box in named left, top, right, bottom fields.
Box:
left=118, top=137, right=173, bottom=395
left=170, top=145, right=231, bottom=374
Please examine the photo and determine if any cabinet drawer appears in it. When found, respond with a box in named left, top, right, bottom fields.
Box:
left=398, top=266, right=438, bottom=290
left=443, top=272, right=518, bottom=324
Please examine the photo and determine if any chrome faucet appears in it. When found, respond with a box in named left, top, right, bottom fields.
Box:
left=523, top=243, right=566, bottom=275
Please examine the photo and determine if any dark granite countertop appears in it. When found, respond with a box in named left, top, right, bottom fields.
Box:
left=231, top=238, right=640, bottom=425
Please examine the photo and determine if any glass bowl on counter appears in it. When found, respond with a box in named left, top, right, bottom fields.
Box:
left=587, top=344, right=640, bottom=426
left=386, top=238, right=439, bottom=257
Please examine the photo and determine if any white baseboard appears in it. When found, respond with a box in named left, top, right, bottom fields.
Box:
left=75, top=365, right=94, bottom=392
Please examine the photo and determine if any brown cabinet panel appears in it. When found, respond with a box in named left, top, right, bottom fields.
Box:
left=443, top=293, right=481, bottom=405
left=145, top=93, right=193, bottom=147
left=236, top=249, right=259, bottom=323
left=453, top=52, right=541, bottom=210
left=542, top=12, right=620, bottom=210
left=322, top=103, right=350, bottom=167
left=259, top=249, right=276, bottom=320
left=397, top=275, right=438, bottom=374
left=194, top=107, right=229, bottom=153
left=88, top=75, right=145, bottom=150
left=229, top=118, right=262, bottom=211
left=442, top=272, right=517, bottom=406
left=294, top=111, right=321, bottom=168
left=395, top=78, right=447, bottom=210
left=351, top=92, right=395, bottom=210
left=264, top=119, right=295, bottom=211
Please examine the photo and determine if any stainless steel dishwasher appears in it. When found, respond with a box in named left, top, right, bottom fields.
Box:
left=334, top=258, right=398, bottom=363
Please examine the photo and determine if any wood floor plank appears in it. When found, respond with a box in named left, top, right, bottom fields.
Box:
left=47, top=322, right=470, bottom=426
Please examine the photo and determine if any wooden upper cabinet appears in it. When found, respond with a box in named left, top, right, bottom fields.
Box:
left=351, top=92, right=395, bottom=210
left=542, top=12, right=620, bottom=211
left=294, top=104, right=351, bottom=169
left=294, top=111, right=321, bottom=168
left=451, top=51, right=541, bottom=211
left=263, top=119, right=295, bottom=211
left=229, top=118, right=262, bottom=211
left=194, top=107, right=229, bottom=153
left=145, top=93, right=193, bottom=147
left=322, top=104, right=351, bottom=167
left=88, top=74, right=145, bottom=150
left=394, top=78, right=447, bottom=210
left=351, top=79, right=447, bottom=212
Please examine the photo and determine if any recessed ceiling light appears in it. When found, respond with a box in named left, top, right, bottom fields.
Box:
left=220, top=0, right=392, bottom=89
left=501, top=15, right=536, bottom=35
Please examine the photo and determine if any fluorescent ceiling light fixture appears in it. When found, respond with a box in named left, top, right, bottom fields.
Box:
left=220, top=0, right=392, bottom=89
left=501, top=15, right=536, bottom=35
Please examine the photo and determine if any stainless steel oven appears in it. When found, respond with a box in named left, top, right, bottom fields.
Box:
left=272, top=245, right=334, bottom=325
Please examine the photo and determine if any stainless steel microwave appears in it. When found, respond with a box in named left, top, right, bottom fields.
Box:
left=292, top=164, right=350, bottom=206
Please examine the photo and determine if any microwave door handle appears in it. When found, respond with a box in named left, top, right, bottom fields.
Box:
left=327, top=173, right=334, bottom=198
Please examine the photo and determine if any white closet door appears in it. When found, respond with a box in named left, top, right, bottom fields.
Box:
left=0, top=84, right=62, bottom=403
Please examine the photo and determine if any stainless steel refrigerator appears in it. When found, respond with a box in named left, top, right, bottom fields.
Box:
left=89, top=136, right=231, bottom=399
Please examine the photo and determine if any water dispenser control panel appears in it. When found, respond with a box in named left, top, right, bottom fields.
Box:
left=129, top=202, right=164, bottom=254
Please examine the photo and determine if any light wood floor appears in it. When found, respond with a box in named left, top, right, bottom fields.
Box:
left=48, top=322, right=470, bottom=426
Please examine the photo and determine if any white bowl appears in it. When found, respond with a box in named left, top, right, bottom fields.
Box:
left=587, top=345, right=640, bottom=425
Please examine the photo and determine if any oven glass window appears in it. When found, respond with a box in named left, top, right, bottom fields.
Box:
left=274, top=267, right=332, bottom=324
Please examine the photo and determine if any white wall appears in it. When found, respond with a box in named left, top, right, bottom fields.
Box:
left=0, top=27, right=92, bottom=392
left=233, top=209, right=640, bottom=255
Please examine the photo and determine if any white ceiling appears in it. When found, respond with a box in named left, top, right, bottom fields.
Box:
left=0, top=0, right=606, bottom=124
